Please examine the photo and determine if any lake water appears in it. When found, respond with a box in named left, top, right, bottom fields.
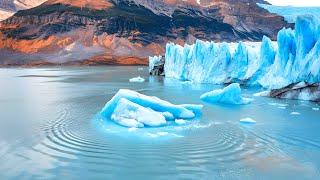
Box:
left=0, top=66, right=320, bottom=179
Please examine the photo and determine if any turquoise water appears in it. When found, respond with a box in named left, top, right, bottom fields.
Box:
left=0, top=66, right=320, bottom=179
left=258, top=3, right=320, bottom=23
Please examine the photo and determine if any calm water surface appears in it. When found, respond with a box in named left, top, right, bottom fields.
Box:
left=0, top=66, right=320, bottom=179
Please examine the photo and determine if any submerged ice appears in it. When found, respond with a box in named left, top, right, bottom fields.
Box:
left=100, top=89, right=203, bottom=128
left=200, top=83, right=253, bottom=105
left=156, top=15, right=320, bottom=90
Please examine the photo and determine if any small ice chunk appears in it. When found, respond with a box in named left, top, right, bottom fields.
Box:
left=312, top=107, right=319, bottom=111
left=240, top=118, right=256, bottom=124
left=200, top=83, right=253, bottom=105
left=269, top=103, right=288, bottom=107
left=291, top=112, right=301, bottom=115
left=278, top=106, right=286, bottom=109
left=129, top=76, right=145, bottom=83
left=175, top=119, right=187, bottom=125
left=157, top=132, right=169, bottom=136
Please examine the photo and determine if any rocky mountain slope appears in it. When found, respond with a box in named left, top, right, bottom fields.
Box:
left=0, top=0, right=291, bottom=66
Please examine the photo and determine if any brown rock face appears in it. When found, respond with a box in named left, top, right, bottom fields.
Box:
left=44, top=0, right=113, bottom=10
left=0, top=0, right=291, bottom=66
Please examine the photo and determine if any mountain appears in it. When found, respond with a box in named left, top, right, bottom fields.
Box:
left=0, top=0, right=291, bottom=66
left=0, top=0, right=47, bottom=20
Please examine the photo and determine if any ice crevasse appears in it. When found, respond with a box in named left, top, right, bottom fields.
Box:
left=100, top=89, right=203, bottom=128
left=159, top=15, right=320, bottom=89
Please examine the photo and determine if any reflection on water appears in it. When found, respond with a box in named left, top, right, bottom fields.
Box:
left=0, top=66, right=319, bottom=179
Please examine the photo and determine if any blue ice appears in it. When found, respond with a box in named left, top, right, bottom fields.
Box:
left=100, top=89, right=203, bottom=128
left=200, top=83, right=253, bottom=105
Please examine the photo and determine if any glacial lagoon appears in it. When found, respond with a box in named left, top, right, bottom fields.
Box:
left=0, top=66, right=320, bottom=179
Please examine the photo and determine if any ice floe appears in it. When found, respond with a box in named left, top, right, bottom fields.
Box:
left=291, top=112, right=301, bottom=115
left=129, top=76, right=145, bottom=83
left=200, top=83, right=253, bottom=105
left=240, top=118, right=257, bottom=124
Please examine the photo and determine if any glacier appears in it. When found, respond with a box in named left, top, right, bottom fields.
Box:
left=100, top=89, right=203, bottom=128
left=200, top=83, right=253, bottom=105
left=154, top=15, right=320, bottom=93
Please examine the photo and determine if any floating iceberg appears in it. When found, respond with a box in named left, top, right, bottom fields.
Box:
left=240, top=118, right=256, bottom=124
left=200, top=83, right=253, bottom=105
left=100, top=89, right=203, bottom=128
left=158, top=15, right=320, bottom=92
left=129, top=76, right=145, bottom=83
left=291, top=112, right=301, bottom=115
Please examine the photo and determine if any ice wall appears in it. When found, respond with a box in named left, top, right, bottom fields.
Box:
left=159, top=15, right=320, bottom=89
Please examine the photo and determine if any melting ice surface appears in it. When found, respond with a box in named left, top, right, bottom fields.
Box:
left=100, top=89, right=203, bottom=128
left=161, top=15, right=320, bottom=90
left=200, top=83, right=253, bottom=105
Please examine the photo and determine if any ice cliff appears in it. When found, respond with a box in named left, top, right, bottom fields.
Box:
left=158, top=15, right=320, bottom=90
left=100, top=89, right=203, bottom=128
